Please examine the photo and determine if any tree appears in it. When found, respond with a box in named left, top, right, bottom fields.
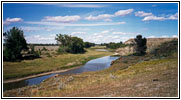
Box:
left=69, top=37, right=85, bottom=53
left=84, top=42, right=95, bottom=48
left=3, top=27, right=28, bottom=61
left=134, top=35, right=147, bottom=55
left=55, top=34, right=85, bottom=54
left=105, top=42, right=126, bottom=49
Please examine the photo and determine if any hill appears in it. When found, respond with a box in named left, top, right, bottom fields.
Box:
left=116, top=38, right=177, bottom=56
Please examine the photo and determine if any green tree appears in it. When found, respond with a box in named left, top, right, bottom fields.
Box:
left=69, top=37, right=85, bottom=53
left=84, top=42, right=95, bottom=48
left=3, top=27, right=28, bottom=61
left=105, top=42, right=125, bottom=49
left=134, top=35, right=147, bottom=55
left=55, top=34, right=85, bottom=54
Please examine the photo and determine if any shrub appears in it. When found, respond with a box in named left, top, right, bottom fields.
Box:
left=42, top=47, right=47, bottom=51
left=29, top=44, right=40, bottom=58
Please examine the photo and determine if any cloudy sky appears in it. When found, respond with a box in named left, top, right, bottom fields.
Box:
left=3, top=3, right=178, bottom=44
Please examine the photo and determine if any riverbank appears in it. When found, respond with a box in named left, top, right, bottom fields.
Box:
left=3, top=49, right=113, bottom=80
left=3, top=65, right=82, bottom=84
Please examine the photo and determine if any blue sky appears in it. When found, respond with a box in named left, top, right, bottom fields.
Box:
left=3, top=3, right=178, bottom=44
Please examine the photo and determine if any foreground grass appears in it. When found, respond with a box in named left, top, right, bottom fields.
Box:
left=3, top=49, right=113, bottom=80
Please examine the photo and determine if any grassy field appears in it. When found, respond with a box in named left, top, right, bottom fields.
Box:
left=3, top=40, right=178, bottom=97
left=3, top=49, right=113, bottom=80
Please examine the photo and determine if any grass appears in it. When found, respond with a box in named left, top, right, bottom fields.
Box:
left=3, top=49, right=113, bottom=80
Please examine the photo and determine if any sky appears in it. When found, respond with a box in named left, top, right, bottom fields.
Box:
left=3, top=3, right=178, bottom=44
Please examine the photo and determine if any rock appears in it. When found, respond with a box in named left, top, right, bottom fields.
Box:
left=17, top=88, right=22, bottom=95
left=49, top=82, right=57, bottom=87
left=116, top=46, right=135, bottom=56
left=57, top=82, right=65, bottom=90
left=110, top=74, right=116, bottom=79
left=54, top=74, right=59, bottom=78
left=67, top=76, right=74, bottom=82
left=55, top=77, right=60, bottom=82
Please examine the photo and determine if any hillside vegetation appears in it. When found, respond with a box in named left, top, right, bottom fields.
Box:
left=4, top=40, right=178, bottom=97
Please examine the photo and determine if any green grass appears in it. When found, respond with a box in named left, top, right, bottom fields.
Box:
left=3, top=49, right=113, bottom=79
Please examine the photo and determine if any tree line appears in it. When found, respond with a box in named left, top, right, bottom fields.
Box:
left=3, top=27, right=95, bottom=61
left=3, top=27, right=147, bottom=61
left=100, top=42, right=127, bottom=49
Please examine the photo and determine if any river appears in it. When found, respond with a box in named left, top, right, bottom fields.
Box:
left=3, top=55, right=119, bottom=91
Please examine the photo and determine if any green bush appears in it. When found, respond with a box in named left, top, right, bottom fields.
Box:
left=57, top=46, right=68, bottom=54
left=29, top=44, right=40, bottom=58
left=103, top=42, right=126, bottom=49
left=42, top=47, right=47, bottom=51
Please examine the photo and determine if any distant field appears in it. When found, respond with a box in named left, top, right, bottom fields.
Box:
left=3, top=49, right=113, bottom=80
left=34, top=46, right=59, bottom=51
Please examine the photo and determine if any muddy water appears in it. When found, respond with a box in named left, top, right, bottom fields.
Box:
left=3, top=56, right=119, bottom=91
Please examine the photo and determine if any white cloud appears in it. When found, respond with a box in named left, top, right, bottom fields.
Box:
left=42, top=15, right=81, bottom=23
left=135, top=11, right=153, bottom=17
left=115, top=9, right=134, bottom=16
left=85, top=14, right=114, bottom=21
left=101, top=30, right=109, bottom=34
left=26, top=35, right=56, bottom=43
left=152, top=5, right=157, bottom=7
left=71, top=32, right=86, bottom=35
left=3, top=18, right=23, bottom=25
left=85, top=9, right=134, bottom=21
left=49, top=34, right=56, bottom=37
left=87, top=30, right=136, bottom=44
left=34, top=35, right=40, bottom=38
left=19, top=26, right=64, bottom=32
left=148, top=36, right=156, bottom=38
left=161, top=35, right=169, bottom=38
left=20, top=26, right=41, bottom=32
left=104, top=19, right=112, bottom=22
left=142, top=15, right=166, bottom=21
left=25, top=21, right=126, bottom=26
left=74, top=28, right=90, bottom=31
left=168, top=13, right=178, bottom=20
left=140, top=12, right=178, bottom=21
left=172, top=35, right=178, bottom=38
left=112, top=32, right=128, bottom=35
left=39, top=3, right=108, bottom=8
left=60, top=4, right=108, bottom=8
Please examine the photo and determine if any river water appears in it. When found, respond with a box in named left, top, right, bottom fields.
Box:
left=3, top=56, right=119, bottom=91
